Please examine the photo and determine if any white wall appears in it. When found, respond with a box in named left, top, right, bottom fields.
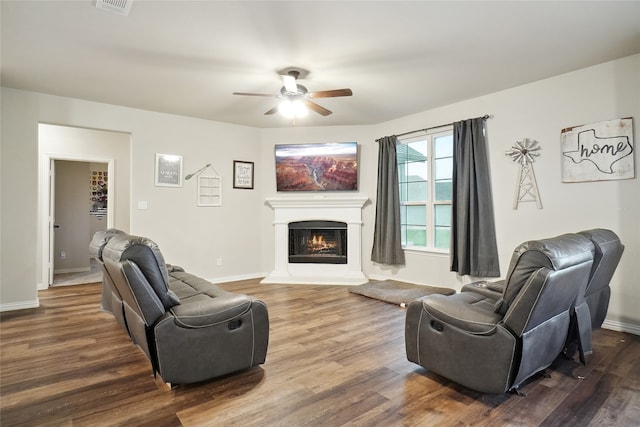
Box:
left=389, top=54, right=640, bottom=331
left=127, top=111, right=263, bottom=282
left=1, top=89, right=41, bottom=308
left=1, top=89, right=262, bottom=310
left=258, top=54, right=640, bottom=332
left=1, top=54, right=638, bottom=333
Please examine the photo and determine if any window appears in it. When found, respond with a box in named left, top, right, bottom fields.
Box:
left=397, top=128, right=453, bottom=251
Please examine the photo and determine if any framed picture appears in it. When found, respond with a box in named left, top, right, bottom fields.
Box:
left=233, top=160, right=254, bottom=189
left=155, top=154, right=183, bottom=187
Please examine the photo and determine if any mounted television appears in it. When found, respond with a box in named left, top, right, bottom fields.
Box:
left=275, top=142, right=358, bottom=191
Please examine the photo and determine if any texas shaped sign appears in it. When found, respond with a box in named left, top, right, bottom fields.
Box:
left=561, top=118, right=634, bottom=182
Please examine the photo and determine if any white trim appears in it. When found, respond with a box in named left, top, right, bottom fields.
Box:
left=0, top=299, right=40, bottom=312
left=602, top=319, right=640, bottom=336
left=53, top=267, right=91, bottom=274
left=403, top=246, right=449, bottom=256
left=205, top=272, right=267, bottom=285
left=398, top=128, right=453, bottom=251
left=40, top=152, right=115, bottom=290
left=265, top=195, right=369, bottom=209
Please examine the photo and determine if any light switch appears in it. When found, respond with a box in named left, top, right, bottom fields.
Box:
left=138, top=201, right=148, bottom=210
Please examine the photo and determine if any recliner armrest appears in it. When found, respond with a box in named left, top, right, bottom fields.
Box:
left=166, top=264, right=185, bottom=273
left=461, top=280, right=505, bottom=301
left=420, top=292, right=503, bottom=334
left=170, top=293, right=253, bottom=328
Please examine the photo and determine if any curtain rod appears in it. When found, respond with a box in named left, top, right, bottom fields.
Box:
left=376, top=114, right=491, bottom=142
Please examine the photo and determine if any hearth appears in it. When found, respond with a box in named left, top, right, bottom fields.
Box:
left=289, top=221, right=347, bottom=264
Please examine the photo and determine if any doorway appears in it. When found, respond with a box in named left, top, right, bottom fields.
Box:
left=38, top=123, right=131, bottom=290
left=51, top=160, right=108, bottom=286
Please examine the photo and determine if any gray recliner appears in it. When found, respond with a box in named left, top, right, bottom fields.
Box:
left=101, top=233, right=269, bottom=384
left=89, top=228, right=128, bottom=333
left=565, top=229, right=624, bottom=362
left=460, top=228, right=624, bottom=365
left=405, top=233, right=594, bottom=394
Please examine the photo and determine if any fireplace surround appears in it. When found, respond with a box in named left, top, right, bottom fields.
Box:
left=262, top=196, right=368, bottom=285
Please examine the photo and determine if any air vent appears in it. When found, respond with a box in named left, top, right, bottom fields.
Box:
left=96, top=0, right=132, bottom=16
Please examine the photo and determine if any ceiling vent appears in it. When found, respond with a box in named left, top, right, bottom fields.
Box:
left=96, top=0, right=133, bottom=16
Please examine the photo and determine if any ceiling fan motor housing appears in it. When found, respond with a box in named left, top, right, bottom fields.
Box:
left=280, top=84, right=308, bottom=97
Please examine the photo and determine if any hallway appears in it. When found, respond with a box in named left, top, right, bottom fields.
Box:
left=52, top=258, right=101, bottom=287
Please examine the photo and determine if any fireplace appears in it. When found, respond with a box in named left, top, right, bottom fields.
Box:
left=262, top=195, right=369, bottom=285
left=289, top=221, right=347, bottom=264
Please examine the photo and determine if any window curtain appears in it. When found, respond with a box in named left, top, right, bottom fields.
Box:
left=450, top=118, right=500, bottom=277
left=371, top=136, right=405, bottom=265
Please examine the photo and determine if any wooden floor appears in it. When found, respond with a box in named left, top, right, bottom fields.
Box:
left=1, top=279, right=639, bottom=426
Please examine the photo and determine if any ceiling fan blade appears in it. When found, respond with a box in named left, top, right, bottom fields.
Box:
left=233, top=92, right=279, bottom=98
left=305, top=100, right=332, bottom=116
left=264, top=106, right=278, bottom=115
left=308, top=88, right=353, bottom=98
left=282, top=75, right=298, bottom=93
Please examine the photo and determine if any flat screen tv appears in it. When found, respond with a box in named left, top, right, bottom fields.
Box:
left=275, top=142, right=358, bottom=191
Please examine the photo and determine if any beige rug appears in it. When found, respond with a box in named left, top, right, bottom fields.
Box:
left=349, top=280, right=455, bottom=306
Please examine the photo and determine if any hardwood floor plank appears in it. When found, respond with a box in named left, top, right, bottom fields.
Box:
left=1, top=280, right=639, bottom=426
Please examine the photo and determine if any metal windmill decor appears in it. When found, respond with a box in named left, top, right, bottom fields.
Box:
left=506, top=138, right=542, bottom=209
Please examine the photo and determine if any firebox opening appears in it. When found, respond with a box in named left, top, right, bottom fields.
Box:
left=289, top=220, right=347, bottom=264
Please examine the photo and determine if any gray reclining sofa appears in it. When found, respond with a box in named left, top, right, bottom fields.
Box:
left=405, top=232, right=596, bottom=394
left=456, top=228, right=624, bottom=365
left=91, top=230, right=269, bottom=385
left=90, top=228, right=127, bottom=331
left=565, top=229, right=624, bottom=363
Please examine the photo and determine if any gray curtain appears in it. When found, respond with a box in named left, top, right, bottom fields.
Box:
left=450, top=118, right=500, bottom=277
left=371, top=136, right=405, bottom=265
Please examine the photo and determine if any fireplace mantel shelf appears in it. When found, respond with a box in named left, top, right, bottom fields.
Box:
left=265, top=195, right=369, bottom=209
left=262, top=194, right=369, bottom=286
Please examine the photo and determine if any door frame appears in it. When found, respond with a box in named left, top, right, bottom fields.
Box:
left=40, top=153, right=115, bottom=290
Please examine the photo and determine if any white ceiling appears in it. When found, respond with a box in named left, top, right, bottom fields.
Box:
left=2, top=1, right=640, bottom=128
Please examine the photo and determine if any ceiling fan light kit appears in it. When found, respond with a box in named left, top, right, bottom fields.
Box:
left=278, top=99, right=308, bottom=118
left=233, top=68, right=353, bottom=119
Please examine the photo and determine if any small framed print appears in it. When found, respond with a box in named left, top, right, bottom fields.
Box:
left=155, top=154, right=183, bottom=187
left=233, top=160, right=254, bottom=189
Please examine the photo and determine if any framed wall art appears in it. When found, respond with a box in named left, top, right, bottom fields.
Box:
left=155, top=153, right=183, bottom=187
left=233, top=160, right=254, bottom=189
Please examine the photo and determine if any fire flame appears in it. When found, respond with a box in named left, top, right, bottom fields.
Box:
left=307, top=233, right=336, bottom=253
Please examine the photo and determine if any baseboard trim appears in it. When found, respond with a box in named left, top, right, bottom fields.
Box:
left=206, top=272, right=268, bottom=285
left=367, top=274, right=428, bottom=287
left=602, top=319, right=640, bottom=336
left=54, top=267, right=91, bottom=274
left=0, top=299, right=40, bottom=312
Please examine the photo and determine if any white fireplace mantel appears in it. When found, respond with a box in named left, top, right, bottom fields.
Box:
left=261, top=195, right=369, bottom=285
left=265, top=195, right=369, bottom=210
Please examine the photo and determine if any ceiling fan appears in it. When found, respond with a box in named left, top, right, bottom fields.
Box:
left=233, top=69, right=353, bottom=117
